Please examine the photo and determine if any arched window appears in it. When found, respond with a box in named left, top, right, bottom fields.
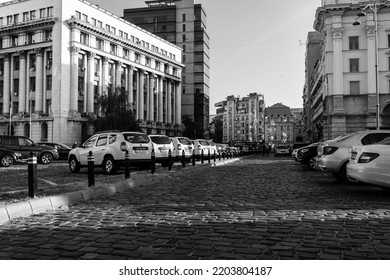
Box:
left=41, top=122, right=48, bottom=142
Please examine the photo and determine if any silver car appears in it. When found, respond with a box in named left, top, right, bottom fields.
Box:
left=316, top=130, right=390, bottom=182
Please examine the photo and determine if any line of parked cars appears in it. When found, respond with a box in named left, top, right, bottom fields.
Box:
left=292, top=130, right=390, bottom=190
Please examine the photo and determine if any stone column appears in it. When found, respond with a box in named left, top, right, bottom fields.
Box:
left=175, top=82, right=181, bottom=125
left=128, top=66, right=134, bottom=105
left=69, top=46, right=79, bottom=113
left=102, top=57, right=109, bottom=95
left=115, top=61, right=122, bottom=88
left=18, top=51, right=27, bottom=113
left=139, top=70, right=145, bottom=120
left=149, top=74, right=155, bottom=122
left=158, top=77, right=163, bottom=123
left=2, top=54, right=11, bottom=115
left=167, top=80, right=172, bottom=124
left=164, top=79, right=168, bottom=124
left=35, top=48, right=43, bottom=113
left=87, top=51, right=95, bottom=113
left=331, top=24, right=343, bottom=95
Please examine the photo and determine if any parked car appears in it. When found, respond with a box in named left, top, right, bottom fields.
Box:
left=347, top=137, right=390, bottom=189
left=38, top=142, right=71, bottom=160
left=68, top=131, right=153, bottom=174
left=274, top=144, right=290, bottom=156
left=216, top=143, right=229, bottom=153
left=296, top=143, right=319, bottom=169
left=208, top=140, right=218, bottom=156
left=169, top=136, right=194, bottom=161
left=192, top=139, right=211, bottom=159
left=0, top=135, right=59, bottom=164
left=291, top=143, right=308, bottom=160
left=316, top=130, right=390, bottom=182
left=0, top=147, right=23, bottom=167
left=148, top=134, right=174, bottom=167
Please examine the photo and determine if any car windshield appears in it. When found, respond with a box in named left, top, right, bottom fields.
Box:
left=199, top=140, right=209, bottom=146
left=123, top=133, right=150, bottom=143
left=150, top=136, right=171, bottom=144
left=376, top=137, right=390, bottom=145
left=178, top=137, right=191, bottom=145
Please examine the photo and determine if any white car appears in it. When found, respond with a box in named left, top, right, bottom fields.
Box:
left=274, top=144, right=290, bottom=156
left=316, top=130, right=390, bottom=182
left=68, top=131, right=152, bottom=174
left=191, top=139, right=211, bottom=159
left=170, top=136, right=194, bottom=161
left=208, top=140, right=218, bottom=157
left=347, top=137, right=390, bottom=189
left=149, top=134, right=174, bottom=167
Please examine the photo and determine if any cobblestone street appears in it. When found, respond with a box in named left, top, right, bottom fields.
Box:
left=1, top=155, right=390, bottom=260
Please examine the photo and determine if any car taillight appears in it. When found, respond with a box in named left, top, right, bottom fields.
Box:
left=358, top=152, right=379, bottom=163
left=323, top=146, right=338, bottom=155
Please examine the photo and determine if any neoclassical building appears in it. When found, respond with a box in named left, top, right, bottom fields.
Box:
left=0, top=0, right=183, bottom=145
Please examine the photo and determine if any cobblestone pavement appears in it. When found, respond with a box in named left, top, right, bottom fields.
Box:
left=1, top=155, right=390, bottom=260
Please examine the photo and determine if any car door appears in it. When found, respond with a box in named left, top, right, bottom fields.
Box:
left=93, top=134, right=108, bottom=165
left=79, top=135, right=98, bottom=165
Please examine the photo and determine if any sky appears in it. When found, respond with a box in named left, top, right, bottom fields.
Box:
left=1, top=0, right=322, bottom=113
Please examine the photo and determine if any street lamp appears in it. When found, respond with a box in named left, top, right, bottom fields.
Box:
left=353, top=1, right=380, bottom=130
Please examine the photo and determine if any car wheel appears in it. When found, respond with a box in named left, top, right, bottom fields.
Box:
left=0, top=155, right=14, bottom=167
left=308, top=157, right=316, bottom=170
left=68, top=156, right=81, bottom=173
left=103, top=156, right=117, bottom=175
left=40, top=152, right=53, bottom=164
left=338, top=162, right=355, bottom=184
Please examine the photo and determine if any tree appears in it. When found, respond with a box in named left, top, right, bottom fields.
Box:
left=93, top=86, right=141, bottom=133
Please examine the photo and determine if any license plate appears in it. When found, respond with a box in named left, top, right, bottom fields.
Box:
left=133, top=147, right=148, bottom=154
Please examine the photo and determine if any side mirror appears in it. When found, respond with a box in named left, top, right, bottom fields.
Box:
left=72, top=142, right=78, bottom=149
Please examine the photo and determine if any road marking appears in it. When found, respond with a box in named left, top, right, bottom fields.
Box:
left=38, top=178, right=58, bottom=186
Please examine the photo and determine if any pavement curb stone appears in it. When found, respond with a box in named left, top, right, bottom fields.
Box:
left=0, top=157, right=243, bottom=226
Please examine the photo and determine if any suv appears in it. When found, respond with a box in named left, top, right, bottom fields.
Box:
left=316, top=130, right=390, bottom=182
left=0, top=135, right=59, bottom=164
left=275, top=144, right=290, bottom=156
left=149, top=134, right=174, bottom=167
left=170, top=137, right=194, bottom=161
left=68, top=131, right=153, bottom=174
left=191, top=139, right=211, bottom=159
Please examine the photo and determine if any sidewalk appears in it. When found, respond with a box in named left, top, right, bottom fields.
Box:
left=0, top=156, right=242, bottom=225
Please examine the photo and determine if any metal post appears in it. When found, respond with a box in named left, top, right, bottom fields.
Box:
left=208, top=149, right=211, bottom=163
left=213, top=150, right=216, bottom=162
left=168, top=149, right=173, bottom=171
left=181, top=149, right=186, bottom=168
left=125, top=150, right=130, bottom=180
left=223, top=151, right=225, bottom=160
left=201, top=149, right=204, bottom=164
left=87, top=151, right=95, bottom=187
left=28, top=151, right=37, bottom=198
left=192, top=149, right=196, bottom=166
left=218, top=151, right=221, bottom=161
left=151, top=147, right=156, bottom=174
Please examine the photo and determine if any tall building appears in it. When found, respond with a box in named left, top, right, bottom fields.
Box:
left=215, top=93, right=265, bottom=146
left=0, top=0, right=183, bottom=145
left=264, top=103, right=296, bottom=145
left=123, top=0, right=210, bottom=138
left=307, top=0, right=390, bottom=140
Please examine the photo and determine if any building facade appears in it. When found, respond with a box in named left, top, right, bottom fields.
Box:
left=215, top=93, right=265, bottom=146
left=264, top=103, right=296, bottom=145
left=307, top=0, right=390, bottom=140
left=0, top=0, right=183, bottom=146
left=123, top=0, right=210, bottom=138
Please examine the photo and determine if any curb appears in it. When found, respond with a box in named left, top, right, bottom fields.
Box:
left=0, top=155, right=248, bottom=226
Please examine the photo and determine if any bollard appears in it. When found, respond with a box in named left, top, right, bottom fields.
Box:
left=88, top=151, right=95, bottom=187
left=151, top=147, right=156, bottom=174
left=208, top=149, right=211, bottom=163
left=192, top=149, right=196, bottom=166
left=218, top=151, right=221, bottom=161
left=222, top=151, right=225, bottom=160
left=168, top=149, right=173, bottom=171
left=28, top=151, right=38, bottom=198
left=213, top=150, right=216, bottom=162
left=125, top=150, right=130, bottom=180
left=181, top=149, right=186, bottom=168
left=201, top=149, right=204, bottom=164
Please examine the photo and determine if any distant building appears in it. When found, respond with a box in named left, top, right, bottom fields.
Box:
left=291, top=108, right=304, bottom=143
left=0, top=0, right=183, bottom=145
left=123, top=0, right=210, bottom=138
left=215, top=93, right=265, bottom=146
left=264, top=103, right=297, bottom=145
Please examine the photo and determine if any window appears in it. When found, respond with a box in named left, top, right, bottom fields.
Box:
left=349, top=36, right=359, bottom=50
left=23, top=12, right=29, bottom=22
left=47, top=7, right=53, bottom=17
left=46, top=75, right=52, bottom=90
left=40, top=8, right=46, bottom=18
left=30, top=10, right=36, bottom=20
left=82, top=14, right=88, bottom=22
left=13, top=14, right=19, bottom=24
left=91, top=18, right=96, bottom=26
left=111, top=27, right=116, bottom=34
left=80, top=32, right=89, bottom=45
left=349, top=58, right=359, bottom=72
left=96, top=135, right=108, bottom=146
left=182, top=24, right=186, bottom=32
left=11, top=35, right=18, bottom=46
left=97, top=21, right=102, bottom=28
left=75, top=11, right=81, bottom=19
left=105, top=24, right=110, bottom=32
left=182, top=14, right=186, bottom=22
left=182, top=34, right=186, bottom=42
left=123, top=48, right=129, bottom=59
left=96, top=38, right=104, bottom=50
left=350, top=81, right=360, bottom=95
left=7, top=16, right=12, bottom=25
left=44, top=29, right=52, bottom=41
left=110, top=43, right=117, bottom=55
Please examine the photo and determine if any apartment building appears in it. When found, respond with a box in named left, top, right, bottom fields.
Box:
left=123, top=0, right=210, bottom=139
left=264, top=103, right=296, bottom=145
left=0, top=0, right=183, bottom=145
left=215, top=93, right=265, bottom=146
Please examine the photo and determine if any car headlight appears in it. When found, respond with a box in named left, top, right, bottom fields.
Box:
left=15, top=152, right=22, bottom=157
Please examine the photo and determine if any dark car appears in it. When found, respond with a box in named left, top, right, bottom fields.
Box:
left=296, top=143, right=319, bottom=169
left=0, top=135, right=59, bottom=164
left=38, top=142, right=71, bottom=160
left=0, top=147, right=24, bottom=167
